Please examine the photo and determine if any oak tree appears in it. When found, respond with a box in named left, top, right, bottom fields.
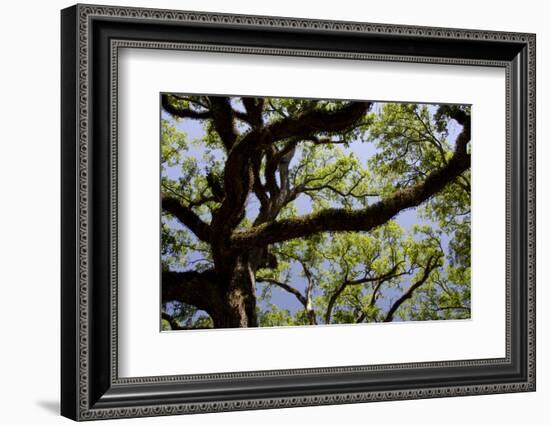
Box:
left=160, top=95, right=471, bottom=329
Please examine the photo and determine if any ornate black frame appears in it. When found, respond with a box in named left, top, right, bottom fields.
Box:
left=61, top=4, right=536, bottom=421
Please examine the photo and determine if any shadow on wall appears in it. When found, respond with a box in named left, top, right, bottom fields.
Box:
left=36, top=400, right=59, bottom=416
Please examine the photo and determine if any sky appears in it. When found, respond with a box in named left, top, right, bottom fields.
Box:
left=161, top=99, right=463, bottom=323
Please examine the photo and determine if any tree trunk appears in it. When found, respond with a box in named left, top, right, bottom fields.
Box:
left=211, top=255, right=259, bottom=328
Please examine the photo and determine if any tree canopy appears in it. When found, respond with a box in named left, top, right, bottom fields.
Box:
left=160, top=95, right=471, bottom=329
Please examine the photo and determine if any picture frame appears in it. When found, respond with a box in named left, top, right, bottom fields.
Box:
left=61, top=3, right=536, bottom=421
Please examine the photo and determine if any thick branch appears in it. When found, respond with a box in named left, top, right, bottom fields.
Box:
left=264, top=146, right=281, bottom=196
left=210, top=149, right=253, bottom=248
left=162, top=269, right=220, bottom=313
left=208, top=96, right=239, bottom=148
left=242, top=97, right=264, bottom=127
left=232, top=144, right=470, bottom=248
left=251, top=153, right=269, bottom=208
left=264, top=102, right=372, bottom=142
left=161, top=94, right=211, bottom=120
left=161, top=194, right=211, bottom=242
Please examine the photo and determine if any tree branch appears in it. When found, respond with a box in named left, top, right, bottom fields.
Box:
left=208, top=96, right=239, bottom=149
left=162, top=269, right=220, bottom=313
left=161, top=94, right=211, bottom=120
left=383, top=256, right=441, bottom=322
left=257, top=277, right=307, bottom=306
left=324, top=263, right=405, bottom=324
left=251, top=153, right=269, bottom=209
left=264, top=102, right=372, bottom=142
left=242, top=97, right=264, bottom=127
left=299, top=260, right=318, bottom=325
left=231, top=141, right=470, bottom=249
left=161, top=194, right=212, bottom=242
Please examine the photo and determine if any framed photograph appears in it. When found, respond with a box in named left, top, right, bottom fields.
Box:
left=61, top=4, right=536, bottom=421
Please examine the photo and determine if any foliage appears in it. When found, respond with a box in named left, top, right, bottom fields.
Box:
left=160, top=97, right=471, bottom=329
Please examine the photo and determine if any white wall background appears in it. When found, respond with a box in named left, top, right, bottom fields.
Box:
left=0, top=0, right=546, bottom=424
